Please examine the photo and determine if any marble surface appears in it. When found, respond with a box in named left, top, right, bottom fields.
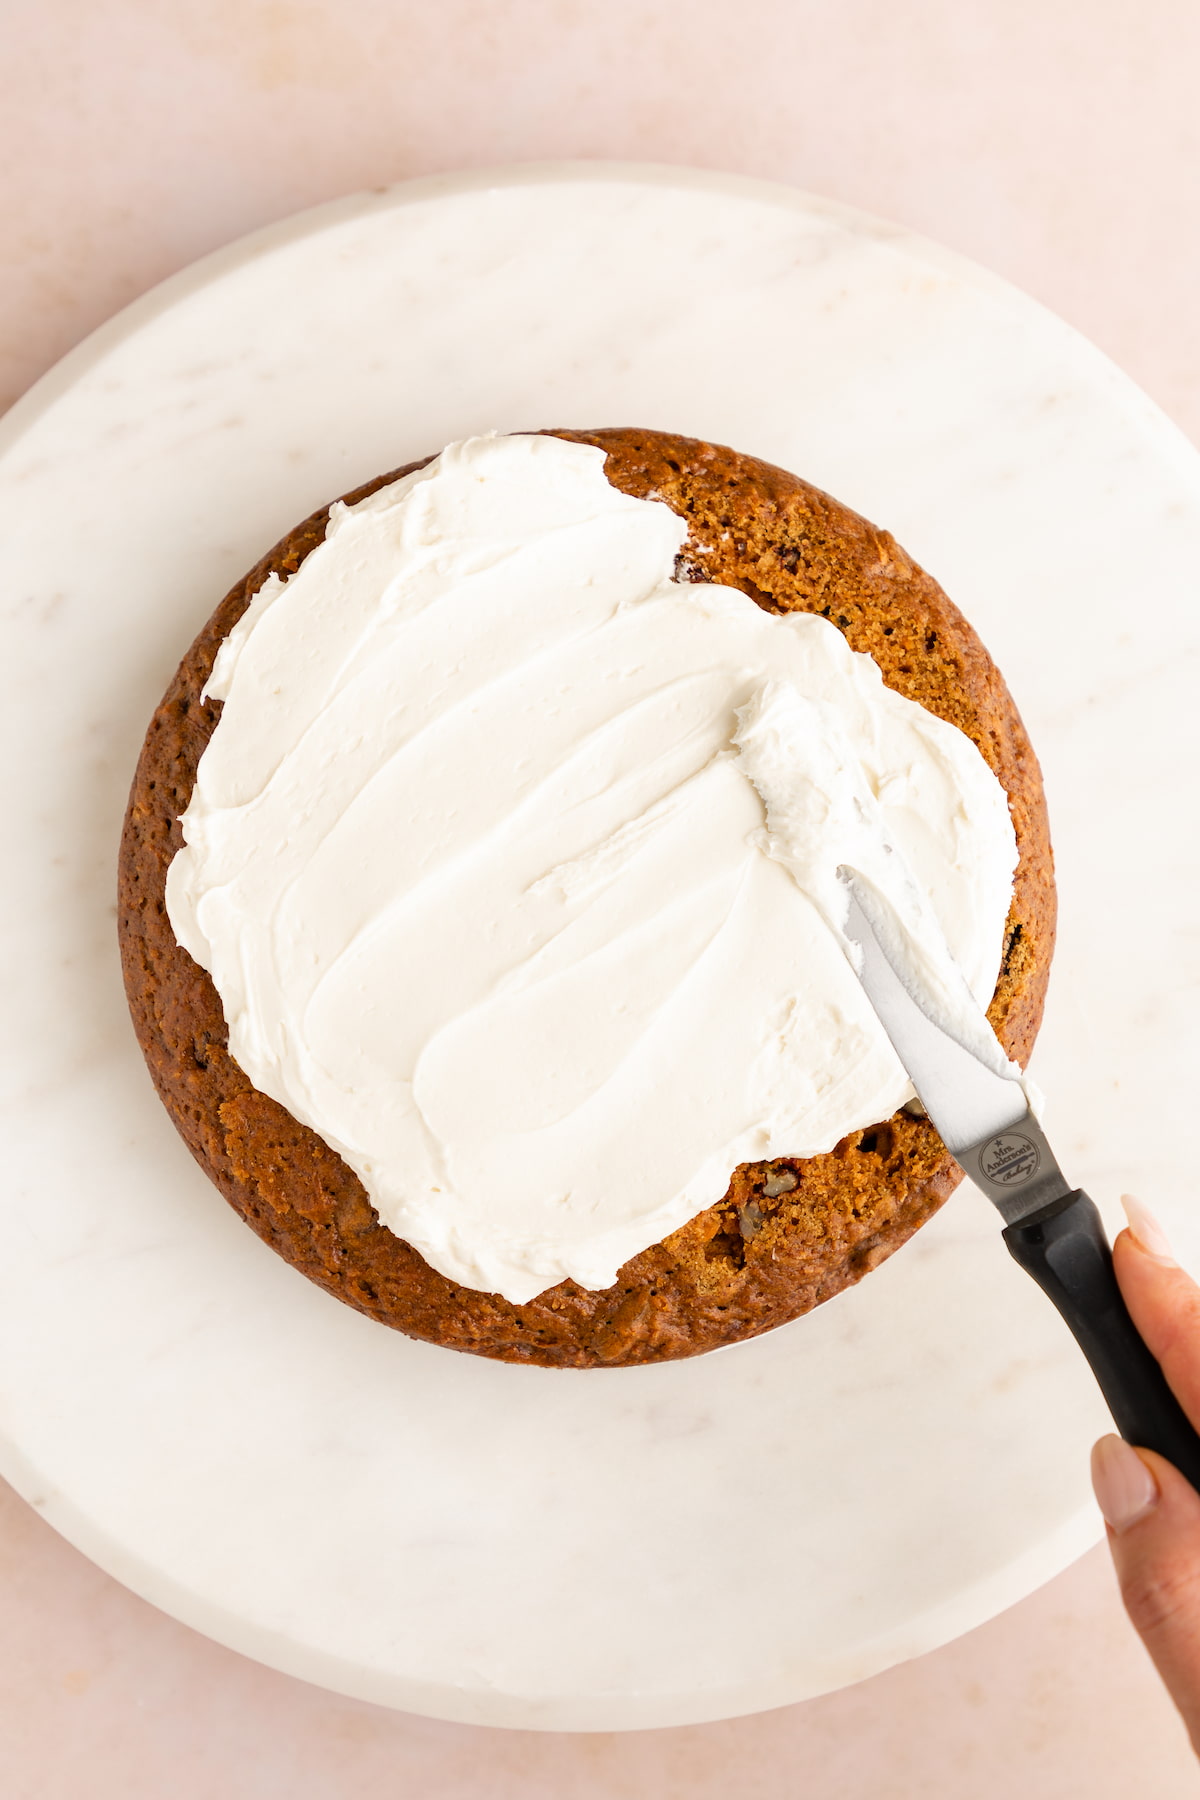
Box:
left=4, top=2, right=1200, bottom=1792
left=3, top=161, right=1199, bottom=1733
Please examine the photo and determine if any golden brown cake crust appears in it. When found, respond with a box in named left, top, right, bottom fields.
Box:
left=118, top=429, right=1056, bottom=1367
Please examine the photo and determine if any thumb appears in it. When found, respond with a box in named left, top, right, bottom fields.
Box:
left=1092, top=1436, right=1200, bottom=1753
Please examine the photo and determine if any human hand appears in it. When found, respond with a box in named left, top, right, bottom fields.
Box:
left=1092, top=1196, right=1200, bottom=1755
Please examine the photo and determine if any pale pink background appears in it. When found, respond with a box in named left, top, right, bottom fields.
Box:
left=4, top=2, right=1199, bottom=1792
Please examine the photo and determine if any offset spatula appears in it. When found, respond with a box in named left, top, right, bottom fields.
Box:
left=839, top=872, right=1200, bottom=1488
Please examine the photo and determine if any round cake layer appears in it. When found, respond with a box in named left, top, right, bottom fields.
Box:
left=118, top=428, right=1056, bottom=1367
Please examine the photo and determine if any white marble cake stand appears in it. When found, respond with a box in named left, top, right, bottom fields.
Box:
left=2, top=164, right=1199, bottom=1733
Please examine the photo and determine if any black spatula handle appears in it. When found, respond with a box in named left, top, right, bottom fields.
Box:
left=1003, top=1190, right=1200, bottom=1491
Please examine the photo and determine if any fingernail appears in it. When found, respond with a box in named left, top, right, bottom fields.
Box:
left=1091, top=1434, right=1159, bottom=1532
left=1121, top=1194, right=1177, bottom=1265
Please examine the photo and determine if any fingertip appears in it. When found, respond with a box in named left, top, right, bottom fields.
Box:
left=1092, top=1433, right=1160, bottom=1533
left=1121, top=1194, right=1178, bottom=1266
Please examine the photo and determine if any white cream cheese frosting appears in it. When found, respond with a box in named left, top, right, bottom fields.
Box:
left=166, top=433, right=1018, bottom=1304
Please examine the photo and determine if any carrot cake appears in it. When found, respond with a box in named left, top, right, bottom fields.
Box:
left=117, top=428, right=1055, bottom=1366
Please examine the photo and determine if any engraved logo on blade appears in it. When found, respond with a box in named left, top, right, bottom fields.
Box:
left=980, top=1134, right=1040, bottom=1186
